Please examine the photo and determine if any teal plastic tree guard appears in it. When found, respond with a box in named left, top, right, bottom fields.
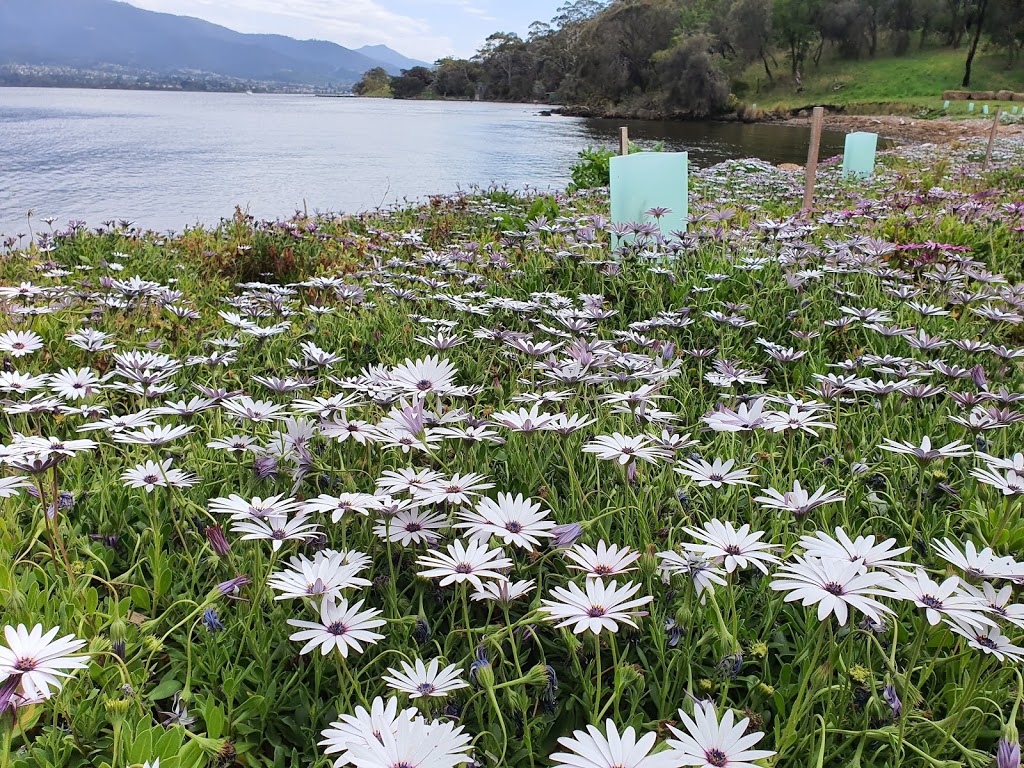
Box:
left=1014, top=107, right=1020, bottom=115
left=842, top=132, right=878, bottom=179
left=943, top=100, right=950, bottom=109
left=610, top=152, right=688, bottom=246
left=969, top=102, right=975, bottom=112
left=983, top=104, right=990, bottom=115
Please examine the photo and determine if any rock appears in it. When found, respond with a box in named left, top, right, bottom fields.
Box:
left=970, top=90, right=996, bottom=100
left=943, top=90, right=970, bottom=101
left=777, top=163, right=803, bottom=171
left=797, top=109, right=809, bottom=117
left=1014, top=92, right=1024, bottom=102
left=998, top=90, right=1015, bottom=101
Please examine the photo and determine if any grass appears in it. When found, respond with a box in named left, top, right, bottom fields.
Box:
left=742, top=45, right=1024, bottom=114
left=2, top=139, right=1024, bottom=768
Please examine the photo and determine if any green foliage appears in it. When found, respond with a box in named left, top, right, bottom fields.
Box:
left=353, top=67, right=392, bottom=97
left=6, top=140, right=1024, bottom=768
left=568, top=146, right=617, bottom=191
left=567, top=141, right=666, bottom=191
left=422, top=0, right=1024, bottom=117
left=390, top=66, right=435, bottom=99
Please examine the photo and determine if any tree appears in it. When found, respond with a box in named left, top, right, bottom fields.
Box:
left=572, top=0, right=678, bottom=102
left=726, top=0, right=776, bottom=81
left=390, top=66, right=435, bottom=99
left=773, top=0, right=822, bottom=85
left=962, top=0, right=991, bottom=84
left=656, top=35, right=731, bottom=115
left=433, top=58, right=483, bottom=99
left=353, top=67, right=392, bottom=96
left=475, top=32, right=535, bottom=100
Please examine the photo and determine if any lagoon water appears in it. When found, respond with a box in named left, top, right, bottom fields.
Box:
left=0, top=88, right=853, bottom=235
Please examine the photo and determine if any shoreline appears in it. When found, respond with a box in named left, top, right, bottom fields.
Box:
left=772, top=112, right=1024, bottom=143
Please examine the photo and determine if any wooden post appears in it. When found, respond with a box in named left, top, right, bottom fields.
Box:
left=802, top=106, right=824, bottom=215
left=619, top=127, right=629, bottom=156
left=984, top=109, right=1001, bottom=170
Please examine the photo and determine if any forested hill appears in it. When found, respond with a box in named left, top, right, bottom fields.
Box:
left=358, top=0, right=1024, bottom=118
left=0, top=0, right=428, bottom=87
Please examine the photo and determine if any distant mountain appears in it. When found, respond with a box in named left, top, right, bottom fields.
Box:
left=0, top=0, right=429, bottom=86
left=356, top=45, right=431, bottom=72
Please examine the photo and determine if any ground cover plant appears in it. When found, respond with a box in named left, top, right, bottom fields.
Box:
left=3, top=138, right=1024, bottom=768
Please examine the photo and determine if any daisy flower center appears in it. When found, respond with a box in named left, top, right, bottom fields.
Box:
left=586, top=606, right=606, bottom=617
left=326, top=621, right=348, bottom=636
left=724, top=545, right=742, bottom=555
left=824, top=582, right=845, bottom=596
left=976, top=635, right=999, bottom=650
left=709, top=473, right=724, bottom=481
left=920, top=595, right=944, bottom=609
left=416, top=379, right=433, bottom=391
left=13, top=657, right=37, bottom=672
left=445, top=485, right=462, bottom=494
left=705, top=748, right=729, bottom=767
left=505, top=521, right=523, bottom=533
left=454, top=562, right=474, bottom=574
left=12, top=342, right=24, bottom=349
left=593, top=564, right=613, bottom=575
left=271, top=529, right=287, bottom=540
left=143, top=474, right=160, bottom=484
left=404, top=522, right=422, bottom=532
left=416, top=682, right=436, bottom=695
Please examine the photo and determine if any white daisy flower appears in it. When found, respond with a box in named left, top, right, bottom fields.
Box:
left=286, top=596, right=385, bottom=657
left=540, top=578, right=652, bottom=635
left=382, top=658, right=470, bottom=698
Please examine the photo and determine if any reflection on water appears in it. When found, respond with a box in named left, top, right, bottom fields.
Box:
left=0, top=88, right=871, bottom=234
left=580, top=117, right=856, bottom=166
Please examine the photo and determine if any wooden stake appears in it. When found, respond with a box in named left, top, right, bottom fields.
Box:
left=802, top=106, right=824, bottom=215
left=620, top=127, right=629, bottom=156
left=984, top=109, right=1001, bottom=170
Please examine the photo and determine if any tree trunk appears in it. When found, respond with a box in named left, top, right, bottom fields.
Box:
left=962, top=0, right=989, bottom=87
left=812, top=38, right=825, bottom=65
left=948, top=0, right=963, bottom=46
left=761, top=48, right=774, bottom=82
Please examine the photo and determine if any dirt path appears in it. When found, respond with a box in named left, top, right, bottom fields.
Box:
left=777, top=113, right=1024, bottom=143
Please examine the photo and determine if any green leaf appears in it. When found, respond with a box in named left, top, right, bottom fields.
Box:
left=130, top=586, right=151, bottom=613
left=204, top=700, right=225, bottom=740
left=148, top=677, right=181, bottom=701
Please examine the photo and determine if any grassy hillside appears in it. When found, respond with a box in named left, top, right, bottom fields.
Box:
left=743, top=47, right=1024, bottom=114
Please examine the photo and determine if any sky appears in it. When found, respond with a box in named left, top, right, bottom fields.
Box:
left=121, top=0, right=562, bottom=63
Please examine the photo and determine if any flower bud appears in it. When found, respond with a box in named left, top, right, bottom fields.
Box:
left=998, top=740, right=1021, bottom=768
left=103, top=697, right=131, bottom=725
left=110, top=616, right=127, bottom=661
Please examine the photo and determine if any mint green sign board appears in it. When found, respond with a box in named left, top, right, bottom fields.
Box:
left=610, top=152, right=689, bottom=244
left=983, top=104, right=990, bottom=115
left=842, top=132, right=878, bottom=179
left=969, top=102, right=975, bottom=111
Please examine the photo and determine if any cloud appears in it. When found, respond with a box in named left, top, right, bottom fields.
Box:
left=124, top=0, right=456, bottom=60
